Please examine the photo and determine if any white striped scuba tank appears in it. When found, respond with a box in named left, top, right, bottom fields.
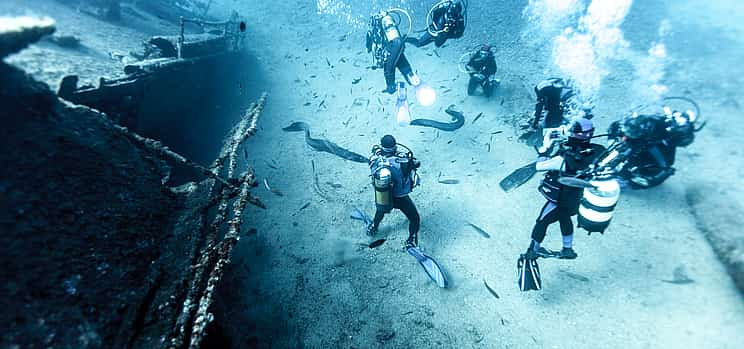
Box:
left=578, top=178, right=620, bottom=233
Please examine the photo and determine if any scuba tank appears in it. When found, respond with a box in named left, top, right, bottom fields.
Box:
left=577, top=177, right=620, bottom=234
left=381, top=12, right=401, bottom=42
left=372, top=164, right=393, bottom=212
left=395, top=82, right=411, bottom=126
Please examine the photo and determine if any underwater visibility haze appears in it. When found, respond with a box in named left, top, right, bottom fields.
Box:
left=1, top=0, right=743, bottom=348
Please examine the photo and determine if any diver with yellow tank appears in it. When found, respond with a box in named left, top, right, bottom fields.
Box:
left=368, top=135, right=421, bottom=249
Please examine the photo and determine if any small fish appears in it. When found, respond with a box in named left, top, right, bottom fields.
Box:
left=560, top=270, right=590, bottom=282
left=263, top=179, right=283, bottom=196
left=484, top=279, right=500, bottom=299
left=466, top=222, right=491, bottom=238
left=319, top=99, right=326, bottom=108
left=438, top=179, right=459, bottom=184
left=325, top=57, right=333, bottom=68
left=299, top=202, right=311, bottom=210
left=352, top=77, right=362, bottom=84
left=472, top=112, right=484, bottom=124
left=303, top=102, right=311, bottom=106
left=491, top=130, right=503, bottom=135
left=368, top=239, right=386, bottom=249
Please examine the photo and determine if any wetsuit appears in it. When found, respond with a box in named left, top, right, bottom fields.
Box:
left=406, top=1, right=465, bottom=48
left=466, top=50, right=497, bottom=96
left=533, top=78, right=574, bottom=128
left=369, top=152, right=421, bottom=246
left=367, top=13, right=415, bottom=93
left=619, top=114, right=676, bottom=185
left=531, top=140, right=604, bottom=244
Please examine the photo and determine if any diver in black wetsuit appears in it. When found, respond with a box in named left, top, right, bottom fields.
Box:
left=532, top=78, right=576, bottom=129
left=366, top=11, right=421, bottom=94
left=465, top=44, right=498, bottom=97
left=608, top=112, right=684, bottom=185
left=525, top=117, right=604, bottom=261
left=406, top=0, right=466, bottom=48
left=368, top=135, right=422, bottom=249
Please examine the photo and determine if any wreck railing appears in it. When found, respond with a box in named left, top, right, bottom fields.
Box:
left=177, top=16, right=239, bottom=59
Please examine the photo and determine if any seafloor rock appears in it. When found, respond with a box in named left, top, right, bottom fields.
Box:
left=0, top=16, right=55, bottom=58
left=686, top=185, right=744, bottom=294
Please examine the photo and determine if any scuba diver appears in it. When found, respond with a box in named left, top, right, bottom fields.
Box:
left=406, top=0, right=466, bottom=48
left=532, top=77, right=577, bottom=129
left=368, top=135, right=421, bottom=249
left=465, top=44, right=498, bottom=97
left=518, top=117, right=604, bottom=291
left=605, top=104, right=700, bottom=188
left=366, top=10, right=419, bottom=94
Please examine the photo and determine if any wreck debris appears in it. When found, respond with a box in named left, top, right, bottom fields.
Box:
left=188, top=180, right=252, bottom=349
left=168, top=93, right=267, bottom=349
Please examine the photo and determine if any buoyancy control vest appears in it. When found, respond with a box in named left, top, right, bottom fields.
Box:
left=538, top=143, right=604, bottom=210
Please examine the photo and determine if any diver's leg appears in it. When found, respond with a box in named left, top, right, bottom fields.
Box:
left=369, top=208, right=385, bottom=235
left=406, top=32, right=434, bottom=47
left=396, top=195, right=420, bottom=247
left=467, top=75, right=479, bottom=95
left=434, top=34, right=447, bottom=47
left=648, top=145, right=668, bottom=168
left=557, top=209, right=578, bottom=259
left=528, top=201, right=559, bottom=258
left=396, top=53, right=414, bottom=81
left=383, top=40, right=404, bottom=93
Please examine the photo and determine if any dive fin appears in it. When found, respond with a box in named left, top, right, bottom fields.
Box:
left=517, top=254, right=542, bottom=291
left=500, top=161, right=537, bottom=192
left=350, top=207, right=372, bottom=226
left=407, top=247, right=448, bottom=288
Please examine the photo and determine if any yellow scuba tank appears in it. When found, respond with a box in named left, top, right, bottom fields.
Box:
left=373, top=166, right=393, bottom=212
left=578, top=178, right=620, bottom=233
left=381, top=13, right=401, bottom=42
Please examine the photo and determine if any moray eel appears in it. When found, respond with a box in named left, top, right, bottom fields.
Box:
left=282, top=121, right=368, bottom=163
left=409, top=105, right=465, bottom=131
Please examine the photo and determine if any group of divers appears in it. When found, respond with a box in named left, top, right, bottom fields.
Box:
left=299, top=1, right=706, bottom=291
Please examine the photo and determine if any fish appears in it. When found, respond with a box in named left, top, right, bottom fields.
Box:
left=263, top=178, right=283, bottom=196
left=367, top=239, right=386, bottom=249
left=466, top=223, right=491, bottom=238
left=472, top=112, right=484, bottom=124
left=352, top=77, right=362, bottom=84
left=282, top=121, right=368, bottom=163
left=409, top=105, right=465, bottom=131
left=438, top=179, right=459, bottom=184
left=484, top=279, right=500, bottom=299
left=299, top=202, right=311, bottom=210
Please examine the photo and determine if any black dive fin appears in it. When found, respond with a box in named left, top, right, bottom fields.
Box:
left=500, top=161, right=537, bottom=192
left=517, top=254, right=542, bottom=291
